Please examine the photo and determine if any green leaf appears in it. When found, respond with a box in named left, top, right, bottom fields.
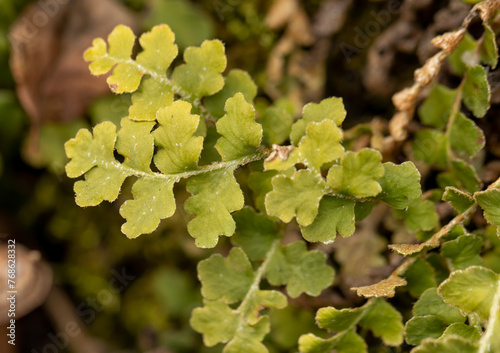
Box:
left=65, top=122, right=129, bottom=206
left=405, top=315, right=447, bottom=346
left=266, top=241, right=334, bottom=298
left=475, top=188, right=500, bottom=227
left=293, top=120, right=344, bottom=172
left=413, top=288, right=465, bottom=325
left=190, top=300, right=240, bottom=346
left=376, top=162, right=422, bottom=209
left=441, top=235, right=483, bottom=270
left=404, top=258, right=437, bottom=297
left=84, top=38, right=115, bottom=75
left=116, top=118, right=155, bottom=172
left=129, top=78, right=174, bottom=121
left=441, top=323, right=481, bottom=342
left=173, top=39, right=226, bottom=98
left=331, top=330, right=367, bottom=353
left=232, top=208, right=279, bottom=261
left=438, top=266, right=500, bottom=322
left=135, top=24, right=178, bottom=75
left=250, top=290, right=288, bottom=317
left=185, top=169, right=244, bottom=248
left=223, top=316, right=270, bottom=353
left=290, top=97, right=346, bottom=145
left=107, top=24, right=136, bottom=60
left=153, top=100, right=204, bottom=174
left=412, top=130, right=448, bottom=167
left=450, top=160, right=481, bottom=193
left=449, top=112, right=485, bottom=157
left=119, top=178, right=176, bottom=238
left=395, top=198, right=438, bottom=232
left=359, top=298, right=404, bottom=346
left=298, top=330, right=367, bottom=353
left=84, top=25, right=180, bottom=95
left=327, top=148, right=384, bottom=197
left=479, top=23, right=498, bottom=68
left=266, top=119, right=344, bottom=172
left=105, top=27, right=142, bottom=93
left=447, top=33, right=478, bottom=76
left=215, top=93, right=262, bottom=161
left=260, top=106, right=294, bottom=145
left=205, top=69, right=258, bottom=118
left=463, top=65, right=490, bottom=118
left=265, top=169, right=326, bottom=226
left=315, top=306, right=364, bottom=332
left=84, top=25, right=138, bottom=87
left=418, top=84, right=458, bottom=130
left=65, top=122, right=117, bottom=178
left=74, top=165, right=128, bottom=207
left=411, top=336, right=477, bottom=353
left=198, top=248, right=254, bottom=304
left=442, top=187, right=475, bottom=213
left=300, top=196, right=355, bottom=243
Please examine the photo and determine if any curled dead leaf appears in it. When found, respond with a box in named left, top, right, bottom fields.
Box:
left=392, top=84, right=419, bottom=112
left=414, top=51, right=446, bottom=87
left=9, top=0, right=138, bottom=126
left=431, top=28, right=466, bottom=53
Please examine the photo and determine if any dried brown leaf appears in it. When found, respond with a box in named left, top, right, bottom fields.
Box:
left=474, top=0, right=500, bottom=22
left=351, top=275, right=407, bottom=298
left=9, top=0, right=138, bottom=126
left=388, top=243, right=437, bottom=256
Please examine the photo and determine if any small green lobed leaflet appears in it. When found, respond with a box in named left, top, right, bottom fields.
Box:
left=443, top=186, right=475, bottom=213
left=215, top=93, right=263, bottom=161
left=65, top=122, right=127, bottom=206
left=299, top=298, right=404, bottom=353
left=300, top=196, right=356, bottom=243
left=438, top=266, right=500, bottom=322
left=475, top=187, right=500, bottom=231
left=265, top=241, right=334, bottom=298
left=185, top=169, right=244, bottom=248
left=405, top=287, right=466, bottom=346
left=172, top=39, right=226, bottom=99
left=394, top=197, right=439, bottom=233
left=265, top=169, right=326, bottom=226
left=327, top=148, right=384, bottom=198
left=290, top=96, right=346, bottom=145
left=153, top=100, right=204, bottom=174
left=441, top=235, right=484, bottom=270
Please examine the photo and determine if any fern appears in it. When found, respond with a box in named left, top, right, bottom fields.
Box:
left=65, top=0, right=500, bottom=350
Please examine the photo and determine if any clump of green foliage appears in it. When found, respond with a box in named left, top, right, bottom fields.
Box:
left=65, top=1, right=500, bottom=352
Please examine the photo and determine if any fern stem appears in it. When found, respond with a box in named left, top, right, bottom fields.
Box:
left=236, top=239, right=281, bottom=318
left=114, top=149, right=269, bottom=182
